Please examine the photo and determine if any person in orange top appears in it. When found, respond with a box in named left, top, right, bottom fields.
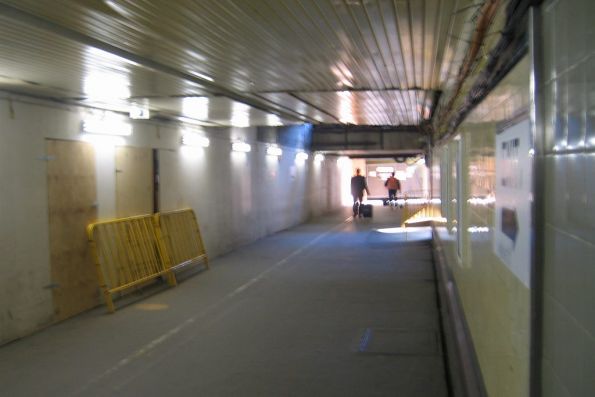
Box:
left=384, top=172, right=401, bottom=206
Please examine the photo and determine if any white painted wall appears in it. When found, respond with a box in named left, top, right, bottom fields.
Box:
left=159, top=131, right=340, bottom=258
left=0, top=94, right=342, bottom=344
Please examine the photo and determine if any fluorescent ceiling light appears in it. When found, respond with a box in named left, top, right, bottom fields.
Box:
left=82, top=133, right=125, bottom=147
left=83, top=71, right=130, bottom=100
left=266, top=145, right=282, bottom=156
left=185, top=49, right=207, bottom=62
left=104, top=0, right=134, bottom=19
left=190, top=71, right=214, bottom=82
left=338, top=91, right=355, bottom=124
left=182, top=131, right=210, bottom=147
left=84, top=46, right=139, bottom=67
left=82, top=112, right=132, bottom=136
left=232, top=142, right=251, bottom=153
left=314, top=153, right=324, bottom=162
left=296, top=152, right=309, bottom=161
left=267, top=114, right=283, bottom=126
left=182, top=97, right=209, bottom=120
left=231, top=102, right=251, bottom=127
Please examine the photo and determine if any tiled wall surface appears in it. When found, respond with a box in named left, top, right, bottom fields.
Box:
left=432, top=57, right=531, bottom=397
left=541, top=0, right=595, bottom=395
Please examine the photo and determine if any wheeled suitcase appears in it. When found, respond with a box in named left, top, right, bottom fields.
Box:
left=361, top=204, right=373, bottom=218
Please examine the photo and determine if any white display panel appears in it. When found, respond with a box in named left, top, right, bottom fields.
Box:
left=494, top=118, right=533, bottom=287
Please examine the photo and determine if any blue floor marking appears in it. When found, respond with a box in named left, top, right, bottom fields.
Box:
left=358, top=328, right=373, bottom=352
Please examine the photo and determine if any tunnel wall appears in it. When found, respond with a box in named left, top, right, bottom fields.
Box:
left=539, top=0, right=595, bottom=395
left=158, top=129, right=340, bottom=256
left=0, top=96, right=342, bottom=345
left=433, top=1, right=595, bottom=394
left=432, top=57, right=531, bottom=397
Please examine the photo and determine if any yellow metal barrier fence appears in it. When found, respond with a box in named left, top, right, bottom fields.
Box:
left=155, top=209, right=209, bottom=270
left=401, top=200, right=444, bottom=227
left=87, top=215, right=177, bottom=312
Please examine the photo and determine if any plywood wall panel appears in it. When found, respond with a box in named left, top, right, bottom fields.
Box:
left=46, top=139, right=99, bottom=321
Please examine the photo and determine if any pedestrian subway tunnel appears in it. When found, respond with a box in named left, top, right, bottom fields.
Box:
left=1, top=1, right=594, bottom=396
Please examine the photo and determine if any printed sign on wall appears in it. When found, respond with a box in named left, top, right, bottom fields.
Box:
left=494, top=118, right=532, bottom=288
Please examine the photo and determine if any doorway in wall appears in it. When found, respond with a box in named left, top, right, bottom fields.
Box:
left=115, top=146, right=154, bottom=217
left=46, top=139, right=99, bottom=321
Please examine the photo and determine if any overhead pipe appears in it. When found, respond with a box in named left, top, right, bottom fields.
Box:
left=436, top=0, right=501, bottom=131
left=436, top=0, right=535, bottom=145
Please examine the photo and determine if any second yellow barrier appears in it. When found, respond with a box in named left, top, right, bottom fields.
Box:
left=155, top=209, right=209, bottom=270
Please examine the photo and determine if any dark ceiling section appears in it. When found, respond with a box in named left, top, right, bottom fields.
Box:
left=311, top=123, right=427, bottom=157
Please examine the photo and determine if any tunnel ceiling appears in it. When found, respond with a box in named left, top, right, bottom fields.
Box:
left=0, top=0, right=483, bottom=128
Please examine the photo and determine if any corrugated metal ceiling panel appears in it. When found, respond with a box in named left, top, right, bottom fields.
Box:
left=296, top=89, right=436, bottom=125
left=0, top=0, right=477, bottom=127
left=0, top=14, right=208, bottom=98
left=256, top=92, right=339, bottom=124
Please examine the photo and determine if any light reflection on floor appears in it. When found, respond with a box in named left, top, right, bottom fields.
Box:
left=374, top=226, right=432, bottom=242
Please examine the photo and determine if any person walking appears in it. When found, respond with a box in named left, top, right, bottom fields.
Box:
left=384, top=172, right=401, bottom=207
left=351, top=168, right=369, bottom=217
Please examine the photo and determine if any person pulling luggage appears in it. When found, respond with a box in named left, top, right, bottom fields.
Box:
left=351, top=168, right=370, bottom=218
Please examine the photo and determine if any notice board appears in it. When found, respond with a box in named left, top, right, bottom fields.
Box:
left=494, top=118, right=532, bottom=288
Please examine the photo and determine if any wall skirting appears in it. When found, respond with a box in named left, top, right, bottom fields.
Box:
left=432, top=227, right=487, bottom=397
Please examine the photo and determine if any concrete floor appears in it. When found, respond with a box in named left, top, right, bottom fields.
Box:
left=0, top=207, right=448, bottom=396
